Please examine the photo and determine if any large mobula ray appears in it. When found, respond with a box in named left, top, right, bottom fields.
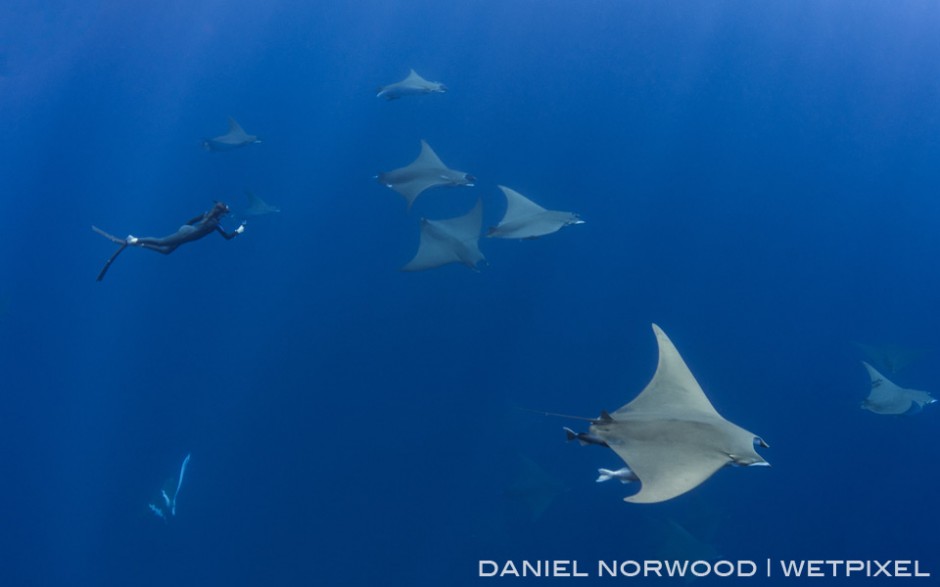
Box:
left=203, top=117, right=261, bottom=152
left=401, top=199, right=485, bottom=272
left=376, top=69, right=447, bottom=100
left=378, top=140, right=475, bottom=209
left=487, top=185, right=584, bottom=239
left=861, top=362, right=936, bottom=415
left=568, top=324, right=768, bottom=504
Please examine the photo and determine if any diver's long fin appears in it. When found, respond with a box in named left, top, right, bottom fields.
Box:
left=92, top=226, right=127, bottom=245
left=96, top=242, right=128, bottom=282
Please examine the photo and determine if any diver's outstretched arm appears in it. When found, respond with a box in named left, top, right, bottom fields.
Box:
left=215, top=223, right=245, bottom=240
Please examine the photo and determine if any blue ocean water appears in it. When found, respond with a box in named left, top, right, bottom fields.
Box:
left=2, top=1, right=940, bottom=585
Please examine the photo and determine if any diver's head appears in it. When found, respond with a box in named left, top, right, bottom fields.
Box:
left=210, top=201, right=231, bottom=217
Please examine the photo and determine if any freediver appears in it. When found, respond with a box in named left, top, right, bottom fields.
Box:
left=92, top=201, right=245, bottom=281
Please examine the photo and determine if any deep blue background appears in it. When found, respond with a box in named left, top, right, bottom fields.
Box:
left=2, top=1, right=940, bottom=585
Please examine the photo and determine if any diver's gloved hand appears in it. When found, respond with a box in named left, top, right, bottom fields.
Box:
left=235, top=222, right=246, bottom=235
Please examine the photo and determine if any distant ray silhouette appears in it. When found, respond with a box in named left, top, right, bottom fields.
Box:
left=648, top=518, right=721, bottom=563
left=377, top=69, right=447, bottom=100
left=203, top=117, right=261, bottom=152
left=148, top=453, right=191, bottom=521
left=402, top=199, right=485, bottom=272
left=243, top=190, right=280, bottom=216
left=503, top=454, right=567, bottom=522
left=487, top=186, right=584, bottom=239
left=853, top=341, right=932, bottom=374
left=861, top=362, right=936, bottom=415
left=378, top=140, right=475, bottom=209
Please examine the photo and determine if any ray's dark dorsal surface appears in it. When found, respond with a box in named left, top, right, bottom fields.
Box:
left=377, top=140, right=475, bottom=209
left=401, top=199, right=485, bottom=272
left=861, top=362, right=936, bottom=415
left=486, top=185, right=584, bottom=240
left=92, top=201, right=245, bottom=281
left=376, top=69, right=447, bottom=100
left=202, top=117, right=262, bottom=152
left=566, top=324, right=769, bottom=504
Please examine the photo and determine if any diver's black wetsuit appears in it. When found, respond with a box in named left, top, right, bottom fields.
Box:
left=93, top=201, right=244, bottom=281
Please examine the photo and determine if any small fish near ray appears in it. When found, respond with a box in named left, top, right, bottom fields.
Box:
left=860, top=362, right=936, bottom=415
left=596, top=466, right=638, bottom=484
left=376, top=69, right=447, bottom=100
left=377, top=140, right=476, bottom=209
left=402, top=199, right=485, bottom=272
left=203, top=117, right=261, bottom=152
left=243, top=190, right=280, bottom=216
left=487, top=186, right=584, bottom=239
left=563, top=426, right=607, bottom=447
left=582, top=324, right=768, bottom=504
